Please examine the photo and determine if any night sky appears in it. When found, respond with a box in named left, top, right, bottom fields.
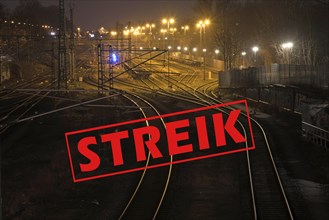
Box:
left=2, top=0, right=196, bottom=30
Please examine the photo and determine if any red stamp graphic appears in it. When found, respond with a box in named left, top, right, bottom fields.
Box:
left=65, top=100, right=255, bottom=183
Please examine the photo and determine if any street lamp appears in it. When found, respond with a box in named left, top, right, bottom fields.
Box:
left=162, top=18, right=175, bottom=32
left=215, top=49, right=220, bottom=60
left=282, top=42, right=293, bottom=49
left=77, top=27, right=81, bottom=38
left=241, top=51, right=246, bottom=67
left=196, top=19, right=210, bottom=49
left=196, top=22, right=203, bottom=49
left=282, top=42, right=293, bottom=82
left=167, top=45, right=172, bottom=88
left=252, top=46, right=259, bottom=63
left=170, top=27, right=177, bottom=35
left=160, top=29, right=167, bottom=49
left=111, top=31, right=117, bottom=37
left=145, top=23, right=155, bottom=47
left=203, top=49, right=207, bottom=80
left=123, top=30, right=130, bottom=36
left=181, top=25, right=189, bottom=35
left=146, top=23, right=155, bottom=34
left=281, top=42, right=293, bottom=64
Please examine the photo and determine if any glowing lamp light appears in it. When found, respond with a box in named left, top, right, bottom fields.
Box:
left=112, top=54, right=117, bottom=62
left=282, top=42, right=293, bottom=49
left=110, top=53, right=119, bottom=64
left=252, top=46, right=259, bottom=52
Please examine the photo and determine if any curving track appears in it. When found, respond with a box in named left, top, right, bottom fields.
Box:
left=85, top=58, right=294, bottom=219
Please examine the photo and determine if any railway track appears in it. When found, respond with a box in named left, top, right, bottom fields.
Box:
left=0, top=80, right=56, bottom=135
left=0, top=58, right=90, bottom=135
left=85, top=75, right=173, bottom=220
left=83, top=52, right=294, bottom=219
left=194, top=81, right=294, bottom=219
left=133, top=60, right=294, bottom=219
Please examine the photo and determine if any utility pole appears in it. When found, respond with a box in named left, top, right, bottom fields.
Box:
left=128, top=21, right=132, bottom=66
left=69, top=4, right=76, bottom=81
left=109, top=45, right=114, bottom=94
left=116, top=22, right=119, bottom=49
left=202, top=48, right=207, bottom=80
left=97, top=44, right=104, bottom=95
left=58, top=0, right=67, bottom=90
left=167, top=49, right=171, bottom=88
left=52, top=41, right=56, bottom=83
left=0, top=46, right=2, bottom=87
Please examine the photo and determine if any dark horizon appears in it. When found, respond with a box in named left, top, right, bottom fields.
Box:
left=1, top=0, right=196, bottom=30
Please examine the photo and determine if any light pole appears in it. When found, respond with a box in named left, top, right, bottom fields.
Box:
left=282, top=42, right=293, bottom=64
left=181, top=25, right=189, bottom=46
left=196, top=19, right=210, bottom=50
left=203, top=48, right=207, bottom=80
left=184, top=47, right=189, bottom=57
left=193, top=47, right=198, bottom=55
left=282, top=42, right=293, bottom=82
left=181, top=25, right=189, bottom=35
left=77, top=27, right=81, bottom=39
left=192, top=47, right=197, bottom=63
left=170, top=27, right=177, bottom=48
left=241, top=51, right=246, bottom=68
left=146, top=23, right=155, bottom=34
left=168, top=45, right=172, bottom=88
left=252, top=46, right=259, bottom=64
left=146, top=23, right=155, bottom=47
left=162, top=18, right=175, bottom=31
left=110, top=31, right=117, bottom=38
left=197, top=22, right=203, bottom=49
left=160, top=29, right=167, bottom=49
left=162, top=18, right=175, bottom=45
left=215, top=49, right=219, bottom=59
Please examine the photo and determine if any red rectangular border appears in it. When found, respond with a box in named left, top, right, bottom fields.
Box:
left=65, top=99, right=255, bottom=183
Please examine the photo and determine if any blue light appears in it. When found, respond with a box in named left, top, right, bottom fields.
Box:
left=111, top=53, right=118, bottom=63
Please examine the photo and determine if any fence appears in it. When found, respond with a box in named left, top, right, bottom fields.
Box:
left=302, top=121, right=329, bottom=150
left=219, top=64, right=329, bottom=89
left=222, top=85, right=296, bottom=111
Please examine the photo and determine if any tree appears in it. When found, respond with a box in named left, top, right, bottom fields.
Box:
left=194, top=0, right=328, bottom=68
left=11, top=0, right=58, bottom=28
left=0, top=3, right=5, bottom=20
left=0, top=2, right=10, bottom=21
left=255, top=0, right=328, bottom=66
left=213, top=1, right=243, bottom=70
left=12, top=0, right=43, bottom=24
